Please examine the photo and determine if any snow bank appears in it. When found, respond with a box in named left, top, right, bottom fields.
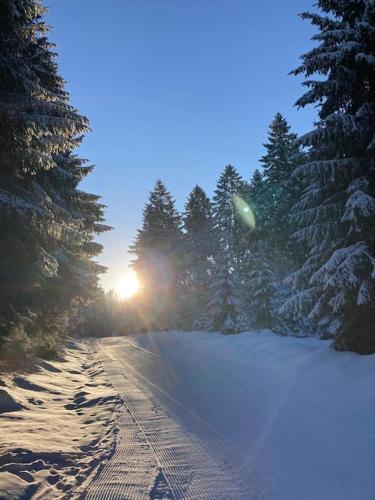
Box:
left=0, top=340, right=121, bottom=499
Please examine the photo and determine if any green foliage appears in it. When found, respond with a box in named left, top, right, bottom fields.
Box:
left=213, top=165, right=247, bottom=260
left=0, top=310, right=66, bottom=360
left=239, top=115, right=303, bottom=333
left=130, top=180, right=184, bottom=330
left=205, top=165, right=250, bottom=333
left=183, top=185, right=216, bottom=327
left=281, top=0, right=375, bottom=352
left=259, top=112, right=303, bottom=261
left=0, top=0, right=108, bottom=357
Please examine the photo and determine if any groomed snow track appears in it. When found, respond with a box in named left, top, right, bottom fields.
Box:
left=85, top=343, right=248, bottom=500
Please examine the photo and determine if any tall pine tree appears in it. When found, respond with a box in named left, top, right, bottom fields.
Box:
left=206, top=165, right=249, bottom=333
left=243, top=169, right=276, bottom=328
left=244, top=116, right=303, bottom=331
left=183, top=185, right=216, bottom=328
left=246, top=243, right=276, bottom=328
left=260, top=113, right=302, bottom=261
left=281, top=0, right=375, bottom=353
left=0, top=0, right=108, bottom=354
left=130, top=180, right=184, bottom=330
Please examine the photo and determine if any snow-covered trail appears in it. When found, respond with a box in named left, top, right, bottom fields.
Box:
left=88, top=331, right=375, bottom=500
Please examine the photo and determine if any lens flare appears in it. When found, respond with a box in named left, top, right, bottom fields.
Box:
left=233, top=195, right=256, bottom=229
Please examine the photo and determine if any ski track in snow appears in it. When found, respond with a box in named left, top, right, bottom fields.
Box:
left=86, top=342, right=249, bottom=499
left=86, top=330, right=375, bottom=500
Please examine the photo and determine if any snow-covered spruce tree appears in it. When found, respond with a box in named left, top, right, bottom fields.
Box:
left=130, top=180, right=184, bottom=330
left=246, top=243, right=277, bottom=328
left=183, top=185, right=217, bottom=328
left=280, top=0, right=375, bottom=353
left=242, top=117, right=303, bottom=332
left=242, top=170, right=277, bottom=328
left=247, top=169, right=264, bottom=215
left=260, top=113, right=302, bottom=262
left=214, top=165, right=247, bottom=259
left=207, top=252, right=249, bottom=334
left=36, top=151, right=108, bottom=311
left=206, top=165, right=250, bottom=333
left=0, top=0, right=107, bottom=353
left=239, top=169, right=264, bottom=262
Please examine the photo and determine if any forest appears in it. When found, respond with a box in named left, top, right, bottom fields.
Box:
left=1, top=1, right=375, bottom=499
left=1, top=0, right=375, bottom=359
left=86, top=3, right=375, bottom=355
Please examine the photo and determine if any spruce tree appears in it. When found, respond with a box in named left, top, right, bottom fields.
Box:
left=207, top=253, right=249, bottom=334
left=281, top=0, right=375, bottom=353
left=0, top=0, right=108, bottom=353
left=247, top=169, right=264, bottom=211
left=246, top=242, right=276, bottom=328
left=242, top=117, right=303, bottom=331
left=0, top=0, right=85, bottom=177
left=260, top=113, right=302, bottom=261
left=36, top=152, right=109, bottom=305
left=206, top=165, right=249, bottom=333
left=183, top=185, right=216, bottom=327
left=242, top=170, right=276, bottom=328
left=240, top=169, right=264, bottom=258
left=130, top=180, right=184, bottom=330
left=214, top=165, right=246, bottom=260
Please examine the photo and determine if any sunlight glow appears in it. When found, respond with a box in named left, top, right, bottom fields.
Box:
left=115, top=269, right=140, bottom=299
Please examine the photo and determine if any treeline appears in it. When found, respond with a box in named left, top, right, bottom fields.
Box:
left=2, top=0, right=374, bottom=357
left=126, top=0, right=375, bottom=354
left=128, top=115, right=302, bottom=335
left=0, top=1, right=107, bottom=357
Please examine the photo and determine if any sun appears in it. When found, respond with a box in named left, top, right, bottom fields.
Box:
left=115, top=269, right=140, bottom=300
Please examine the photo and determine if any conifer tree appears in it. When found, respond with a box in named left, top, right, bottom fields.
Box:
left=246, top=242, right=276, bottom=328
left=183, top=185, right=216, bottom=327
left=243, top=169, right=277, bottom=328
left=247, top=169, right=263, bottom=206
left=281, top=0, right=375, bottom=353
left=130, top=180, right=184, bottom=330
left=207, top=254, right=249, bottom=334
left=36, top=152, right=109, bottom=305
left=0, top=0, right=108, bottom=353
left=242, top=117, right=303, bottom=331
left=206, top=165, right=249, bottom=333
left=245, top=168, right=265, bottom=238
left=260, top=113, right=302, bottom=260
left=240, top=169, right=264, bottom=252
left=214, top=165, right=246, bottom=261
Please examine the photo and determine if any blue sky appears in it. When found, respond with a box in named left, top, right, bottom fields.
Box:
left=46, top=0, right=317, bottom=290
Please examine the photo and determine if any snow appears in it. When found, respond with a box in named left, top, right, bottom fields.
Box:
left=1, top=332, right=374, bottom=499
left=95, top=330, right=375, bottom=500
left=344, top=190, right=375, bottom=222
left=0, top=340, right=121, bottom=499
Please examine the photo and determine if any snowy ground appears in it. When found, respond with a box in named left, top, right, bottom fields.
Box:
left=91, top=330, right=375, bottom=500
left=0, top=340, right=121, bottom=499
left=1, top=331, right=374, bottom=499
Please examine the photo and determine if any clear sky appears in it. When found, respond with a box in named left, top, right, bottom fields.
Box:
left=46, top=0, right=317, bottom=291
